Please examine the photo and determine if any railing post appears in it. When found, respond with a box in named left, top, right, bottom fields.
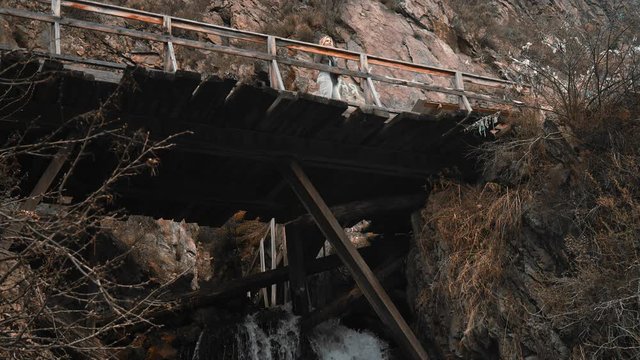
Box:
left=281, top=224, right=289, bottom=304
left=50, top=0, right=61, bottom=54
left=454, top=71, right=472, bottom=112
left=259, top=238, right=269, bottom=307
left=270, top=218, right=277, bottom=307
left=359, top=53, right=382, bottom=107
left=267, top=36, right=285, bottom=90
left=163, top=15, right=177, bottom=72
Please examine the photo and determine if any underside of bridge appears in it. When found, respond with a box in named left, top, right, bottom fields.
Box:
left=0, top=51, right=505, bottom=360
left=1, top=52, right=494, bottom=225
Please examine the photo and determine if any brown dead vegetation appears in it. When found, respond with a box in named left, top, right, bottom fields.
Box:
left=413, top=13, right=640, bottom=359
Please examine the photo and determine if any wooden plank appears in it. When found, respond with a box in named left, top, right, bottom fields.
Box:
left=364, top=111, right=421, bottom=147
left=162, top=15, right=177, bottom=73
left=50, top=0, right=61, bottom=54
left=280, top=160, right=429, bottom=360
left=61, top=0, right=266, bottom=44
left=280, top=93, right=347, bottom=138
left=267, top=36, right=284, bottom=90
left=130, top=242, right=403, bottom=329
left=0, top=44, right=127, bottom=70
left=359, top=53, right=382, bottom=106
left=163, top=122, right=442, bottom=178
left=375, top=112, right=443, bottom=151
left=187, top=75, right=236, bottom=123
left=454, top=71, right=472, bottom=112
left=259, top=238, right=269, bottom=307
left=270, top=218, right=277, bottom=307
left=60, top=1, right=515, bottom=88
left=413, top=99, right=511, bottom=117
left=258, top=91, right=300, bottom=132
left=340, top=105, right=389, bottom=144
left=1, top=143, right=73, bottom=249
left=281, top=224, right=289, bottom=303
left=0, top=7, right=520, bottom=107
left=222, top=83, right=279, bottom=129
left=120, top=67, right=200, bottom=120
left=0, top=8, right=275, bottom=61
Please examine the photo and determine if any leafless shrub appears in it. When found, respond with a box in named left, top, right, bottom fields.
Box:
left=263, top=0, right=345, bottom=41
left=417, top=12, right=640, bottom=358
left=0, top=54, right=187, bottom=359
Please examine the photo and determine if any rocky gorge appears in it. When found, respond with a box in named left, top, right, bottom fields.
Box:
left=1, top=0, right=639, bottom=359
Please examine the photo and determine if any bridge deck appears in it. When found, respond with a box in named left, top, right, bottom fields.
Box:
left=1, top=51, right=494, bottom=223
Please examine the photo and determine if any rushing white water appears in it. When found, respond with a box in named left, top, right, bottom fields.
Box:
left=236, top=307, right=300, bottom=360
left=309, top=319, right=390, bottom=360
left=227, top=307, right=389, bottom=360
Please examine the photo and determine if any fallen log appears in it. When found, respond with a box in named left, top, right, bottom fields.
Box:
left=176, top=237, right=409, bottom=309
left=116, top=237, right=410, bottom=334
left=286, top=193, right=425, bottom=260
left=286, top=193, right=426, bottom=228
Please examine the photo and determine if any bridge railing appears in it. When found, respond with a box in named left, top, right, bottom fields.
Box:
left=1, top=0, right=525, bottom=112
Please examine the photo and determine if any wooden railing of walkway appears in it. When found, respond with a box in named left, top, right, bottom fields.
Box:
left=1, top=0, right=525, bottom=114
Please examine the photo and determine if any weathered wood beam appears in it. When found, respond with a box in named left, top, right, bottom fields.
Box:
left=0, top=7, right=523, bottom=108
left=154, top=243, right=404, bottom=317
left=285, top=223, right=309, bottom=315
left=287, top=193, right=426, bottom=228
left=454, top=71, right=472, bottom=113
left=1, top=143, right=73, bottom=249
left=56, top=0, right=516, bottom=87
left=169, top=123, right=442, bottom=178
left=287, top=193, right=426, bottom=261
left=280, top=160, right=429, bottom=360
left=50, top=0, right=61, bottom=54
left=302, top=256, right=404, bottom=331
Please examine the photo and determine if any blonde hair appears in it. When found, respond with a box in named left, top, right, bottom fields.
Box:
left=319, top=35, right=334, bottom=47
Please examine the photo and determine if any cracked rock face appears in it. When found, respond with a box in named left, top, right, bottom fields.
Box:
left=103, top=216, right=213, bottom=290
left=1, top=0, right=613, bottom=109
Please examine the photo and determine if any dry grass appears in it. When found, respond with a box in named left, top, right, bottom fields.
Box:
left=209, top=211, right=269, bottom=281
left=263, top=0, right=344, bottom=42
left=418, top=181, right=530, bottom=315
left=416, top=103, right=640, bottom=358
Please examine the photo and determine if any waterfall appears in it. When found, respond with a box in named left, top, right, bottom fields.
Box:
left=236, top=307, right=300, bottom=360
left=190, top=307, right=390, bottom=359
left=309, top=319, right=390, bottom=360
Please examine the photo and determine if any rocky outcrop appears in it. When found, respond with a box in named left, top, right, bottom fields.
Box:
left=102, top=212, right=272, bottom=291
left=103, top=216, right=213, bottom=290
left=407, top=112, right=640, bottom=359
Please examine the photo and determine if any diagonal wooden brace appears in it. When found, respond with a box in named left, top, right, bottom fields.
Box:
left=1, top=143, right=74, bottom=249
left=280, top=160, right=429, bottom=360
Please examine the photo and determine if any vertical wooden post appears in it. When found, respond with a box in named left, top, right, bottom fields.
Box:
left=270, top=218, right=277, bottom=307
left=281, top=224, right=289, bottom=304
left=285, top=223, right=309, bottom=316
left=50, top=0, right=61, bottom=54
left=454, top=71, right=472, bottom=112
left=259, top=238, right=269, bottom=307
left=267, top=36, right=285, bottom=90
left=163, top=16, right=177, bottom=73
left=281, top=160, right=429, bottom=360
left=359, top=53, right=382, bottom=107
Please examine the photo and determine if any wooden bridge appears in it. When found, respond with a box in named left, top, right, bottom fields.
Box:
left=0, top=1, right=527, bottom=359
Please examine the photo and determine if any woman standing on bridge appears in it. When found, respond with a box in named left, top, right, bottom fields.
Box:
left=315, top=35, right=341, bottom=100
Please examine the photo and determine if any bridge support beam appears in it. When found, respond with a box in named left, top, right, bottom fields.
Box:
left=285, top=223, right=310, bottom=316
left=280, top=160, right=429, bottom=360
left=1, top=143, right=73, bottom=249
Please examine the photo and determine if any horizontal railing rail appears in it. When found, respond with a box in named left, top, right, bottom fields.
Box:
left=1, top=0, right=527, bottom=112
